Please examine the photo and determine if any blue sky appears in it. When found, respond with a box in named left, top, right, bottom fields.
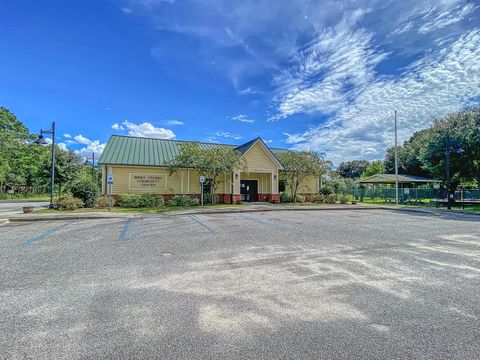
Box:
left=1, top=0, right=479, bottom=163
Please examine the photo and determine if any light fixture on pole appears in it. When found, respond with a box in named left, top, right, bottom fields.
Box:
left=394, top=110, right=399, bottom=205
left=34, top=122, right=56, bottom=209
left=85, top=152, right=95, bottom=178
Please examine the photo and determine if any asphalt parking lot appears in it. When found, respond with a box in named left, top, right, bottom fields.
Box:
left=1, top=209, right=479, bottom=359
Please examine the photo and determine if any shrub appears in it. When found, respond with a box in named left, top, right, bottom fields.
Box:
left=118, top=193, right=164, bottom=208
left=339, top=194, right=348, bottom=204
left=294, top=194, right=305, bottom=203
left=319, top=186, right=334, bottom=196
left=324, top=194, right=337, bottom=204
left=55, top=195, right=84, bottom=210
left=280, top=192, right=293, bottom=203
left=167, top=195, right=200, bottom=207
left=202, top=193, right=219, bottom=205
left=96, top=195, right=115, bottom=208
left=311, top=194, right=325, bottom=203
left=70, top=180, right=99, bottom=208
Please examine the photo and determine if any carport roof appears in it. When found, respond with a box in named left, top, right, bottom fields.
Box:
left=357, top=174, right=441, bottom=184
left=98, top=135, right=289, bottom=167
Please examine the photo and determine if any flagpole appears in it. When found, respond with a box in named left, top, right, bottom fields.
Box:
left=394, top=110, right=399, bottom=205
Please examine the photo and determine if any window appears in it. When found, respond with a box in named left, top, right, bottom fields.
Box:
left=279, top=179, right=286, bottom=192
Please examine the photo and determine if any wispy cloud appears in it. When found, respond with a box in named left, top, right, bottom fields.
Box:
left=284, top=29, right=480, bottom=162
left=273, top=11, right=388, bottom=120
left=229, top=114, right=255, bottom=123
left=417, top=2, right=475, bottom=34
left=164, top=119, right=184, bottom=126
left=214, top=130, right=242, bottom=140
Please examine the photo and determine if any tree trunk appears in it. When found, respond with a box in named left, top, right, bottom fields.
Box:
left=210, top=180, right=215, bottom=205
left=293, top=176, right=298, bottom=203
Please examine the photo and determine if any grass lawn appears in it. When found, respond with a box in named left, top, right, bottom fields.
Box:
left=0, top=194, right=51, bottom=201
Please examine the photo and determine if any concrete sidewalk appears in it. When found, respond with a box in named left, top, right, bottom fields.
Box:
left=161, top=203, right=385, bottom=216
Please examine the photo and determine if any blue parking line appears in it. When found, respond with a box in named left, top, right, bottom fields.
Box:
left=186, top=215, right=215, bottom=234
left=119, top=218, right=133, bottom=240
left=24, top=222, right=74, bottom=246
left=241, top=213, right=282, bottom=229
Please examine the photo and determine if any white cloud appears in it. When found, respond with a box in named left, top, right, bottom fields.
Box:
left=63, top=133, right=72, bottom=138
left=73, top=134, right=92, bottom=145
left=122, top=120, right=176, bottom=139
left=284, top=29, right=480, bottom=162
left=274, top=12, right=388, bottom=120
left=75, top=138, right=106, bottom=159
left=214, top=131, right=242, bottom=140
left=164, top=119, right=184, bottom=126
left=59, top=134, right=106, bottom=159
left=418, top=3, right=476, bottom=34
left=111, top=123, right=125, bottom=131
left=229, top=114, right=255, bottom=123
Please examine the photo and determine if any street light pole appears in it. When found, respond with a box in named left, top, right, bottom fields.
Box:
left=394, top=110, right=399, bottom=205
left=35, top=122, right=56, bottom=209
left=85, top=152, right=95, bottom=178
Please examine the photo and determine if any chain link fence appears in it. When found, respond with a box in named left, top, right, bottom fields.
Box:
left=350, top=187, right=480, bottom=208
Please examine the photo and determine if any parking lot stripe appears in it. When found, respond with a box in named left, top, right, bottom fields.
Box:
left=24, top=221, right=74, bottom=246
left=119, top=218, right=133, bottom=240
left=240, top=213, right=282, bottom=229
left=186, top=215, right=215, bottom=234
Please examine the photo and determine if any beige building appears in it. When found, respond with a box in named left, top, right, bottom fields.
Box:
left=98, top=136, right=320, bottom=203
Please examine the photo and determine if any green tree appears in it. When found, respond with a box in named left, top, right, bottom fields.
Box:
left=277, top=151, right=326, bottom=202
left=168, top=143, right=247, bottom=204
left=361, top=160, right=385, bottom=177
left=384, top=129, right=432, bottom=178
left=0, top=107, right=30, bottom=139
left=0, top=107, right=47, bottom=190
left=336, top=160, right=369, bottom=178
left=34, top=147, right=83, bottom=196
left=383, top=106, right=480, bottom=190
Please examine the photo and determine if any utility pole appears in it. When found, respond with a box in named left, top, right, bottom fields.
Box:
left=394, top=110, right=399, bottom=205
left=445, top=133, right=452, bottom=210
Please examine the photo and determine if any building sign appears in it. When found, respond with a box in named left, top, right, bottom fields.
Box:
left=129, top=173, right=166, bottom=190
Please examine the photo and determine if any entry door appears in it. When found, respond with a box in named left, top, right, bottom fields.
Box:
left=240, top=180, right=258, bottom=202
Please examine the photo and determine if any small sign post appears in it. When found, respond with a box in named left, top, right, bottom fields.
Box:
left=200, top=176, right=205, bottom=206
left=107, top=172, right=113, bottom=211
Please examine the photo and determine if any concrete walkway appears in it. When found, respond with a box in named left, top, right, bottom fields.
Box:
left=0, top=201, right=49, bottom=217
left=161, top=203, right=383, bottom=216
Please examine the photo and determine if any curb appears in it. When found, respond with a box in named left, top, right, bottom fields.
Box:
left=7, top=214, right=137, bottom=222
left=0, top=200, right=50, bottom=203
left=161, top=205, right=392, bottom=216
left=5, top=205, right=478, bottom=222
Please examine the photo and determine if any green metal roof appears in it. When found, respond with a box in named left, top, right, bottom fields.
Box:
left=98, top=135, right=288, bottom=167
left=234, top=137, right=259, bottom=155
left=357, top=174, right=441, bottom=184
